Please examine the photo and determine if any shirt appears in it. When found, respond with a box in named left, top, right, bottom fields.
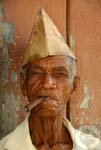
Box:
left=0, top=115, right=101, bottom=150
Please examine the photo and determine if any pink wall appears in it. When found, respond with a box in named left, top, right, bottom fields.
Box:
left=69, top=0, right=101, bottom=137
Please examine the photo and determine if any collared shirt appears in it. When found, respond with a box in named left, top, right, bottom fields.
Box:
left=0, top=116, right=101, bottom=150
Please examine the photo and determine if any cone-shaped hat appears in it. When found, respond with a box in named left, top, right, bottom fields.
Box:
left=23, top=8, right=76, bottom=66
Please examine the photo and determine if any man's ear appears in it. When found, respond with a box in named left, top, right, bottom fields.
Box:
left=69, top=75, right=80, bottom=100
left=73, top=75, right=80, bottom=93
left=20, top=72, right=27, bottom=96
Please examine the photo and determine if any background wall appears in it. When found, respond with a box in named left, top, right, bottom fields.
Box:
left=0, top=0, right=101, bottom=139
left=68, top=0, right=101, bottom=138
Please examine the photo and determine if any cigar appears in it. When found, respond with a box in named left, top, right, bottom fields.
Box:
left=24, top=96, right=49, bottom=112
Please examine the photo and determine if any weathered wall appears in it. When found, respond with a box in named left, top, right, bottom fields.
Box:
left=69, top=0, right=101, bottom=138
left=0, top=1, right=22, bottom=138
left=0, top=0, right=67, bottom=138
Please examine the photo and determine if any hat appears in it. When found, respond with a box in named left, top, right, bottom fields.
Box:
left=23, top=8, right=76, bottom=66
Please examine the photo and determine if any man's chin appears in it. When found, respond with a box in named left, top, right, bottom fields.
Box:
left=31, top=108, right=60, bottom=117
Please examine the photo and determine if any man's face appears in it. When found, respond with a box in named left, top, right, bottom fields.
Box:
left=21, top=56, right=74, bottom=117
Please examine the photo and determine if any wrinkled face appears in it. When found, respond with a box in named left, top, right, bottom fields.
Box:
left=21, top=56, right=74, bottom=117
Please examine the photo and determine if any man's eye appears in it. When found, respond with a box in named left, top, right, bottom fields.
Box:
left=31, top=72, right=43, bottom=76
left=53, top=73, right=68, bottom=78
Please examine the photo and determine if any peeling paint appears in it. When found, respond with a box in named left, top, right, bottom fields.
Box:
left=80, top=111, right=85, bottom=125
left=0, top=2, right=19, bottom=139
left=0, top=4, right=3, bottom=20
left=0, top=21, right=14, bottom=49
left=0, top=3, right=4, bottom=49
left=69, top=34, right=75, bottom=52
left=16, top=95, right=21, bottom=111
left=1, top=46, right=10, bottom=81
left=86, top=0, right=100, bottom=9
left=0, top=22, right=13, bottom=81
left=78, top=125, right=101, bottom=140
left=10, top=70, right=18, bottom=82
left=86, top=0, right=97, bottom=5
left=10, top=58, right=13, bottom=62
left=1, top=22, right=14, bottom=44
left=0, top=4, right=14, bottom=82
left=80, top=81, right=92, bottom=109
left=1, top=91, right=21, bottom=138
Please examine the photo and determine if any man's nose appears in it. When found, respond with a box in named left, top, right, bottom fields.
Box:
left=42, top=74, right=56, bottom=89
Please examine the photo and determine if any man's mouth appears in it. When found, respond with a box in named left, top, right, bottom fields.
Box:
left=24, top=96, right=49, bottom=112
left=36, top=94, right=57, bottom=101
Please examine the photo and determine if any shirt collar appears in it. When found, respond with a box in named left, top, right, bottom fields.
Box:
left=4, top=115, right=74, bottom=150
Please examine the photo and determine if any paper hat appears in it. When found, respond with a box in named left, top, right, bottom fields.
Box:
left=23, top=8, right=76, bottom=66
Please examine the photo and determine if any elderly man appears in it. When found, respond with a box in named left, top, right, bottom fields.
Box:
left=0, top=8, right=101, bottom=150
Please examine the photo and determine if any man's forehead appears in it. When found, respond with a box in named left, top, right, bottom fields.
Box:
left=29, top=56, right=70, bottom=70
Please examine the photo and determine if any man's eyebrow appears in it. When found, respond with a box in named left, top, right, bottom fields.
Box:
left=52, top=66, right=69, bottom=72
left=29, top=64, right=44, bottom=70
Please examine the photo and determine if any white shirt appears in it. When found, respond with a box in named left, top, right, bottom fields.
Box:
left=0, top=116, right=101, bottom=150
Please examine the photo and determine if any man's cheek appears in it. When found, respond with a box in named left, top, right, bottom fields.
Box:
left=27, top=80, right=41, bottom=96
left=61, top=85, right=71, bottom=102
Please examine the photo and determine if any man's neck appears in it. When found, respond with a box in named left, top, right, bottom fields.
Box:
left=29, top=112, right=73, bottom=148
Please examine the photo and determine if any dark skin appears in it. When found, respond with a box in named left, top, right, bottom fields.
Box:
left=20, top=56, right=76, bottom=150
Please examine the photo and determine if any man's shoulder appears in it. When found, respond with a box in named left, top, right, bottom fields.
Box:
left=0, top=118, right=27, bottom=150
left=63, top=118, right=101, bottom=149
left=0, top=132, right=12, bottom=149
left=73, top=128, right=101, bottom=150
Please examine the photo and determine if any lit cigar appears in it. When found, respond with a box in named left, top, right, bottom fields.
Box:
left=24, top=96, right=49, bottom=112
